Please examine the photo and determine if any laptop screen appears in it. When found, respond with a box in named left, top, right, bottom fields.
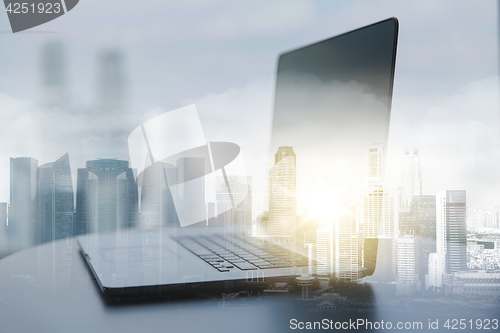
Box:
left=270, top=18, right=398, bottom=216
left=268, top=19, right=398, bottom=280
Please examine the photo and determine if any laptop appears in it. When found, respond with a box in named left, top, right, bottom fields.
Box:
left=77, top=17, right=399, bottom=296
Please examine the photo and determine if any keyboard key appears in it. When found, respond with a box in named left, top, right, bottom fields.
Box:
left=227, top=259, right=245, bottom=263
left=233, top=262, right=257, bottom=270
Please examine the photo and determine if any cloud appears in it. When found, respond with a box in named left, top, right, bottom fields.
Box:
left=387, top=76, right=500, bottom=208
left=182, top=76, right=275, bottom=214
left=0, top=94, right=138, bottom=202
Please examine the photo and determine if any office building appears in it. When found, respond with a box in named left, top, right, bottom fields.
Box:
left=363, top=188, right=396, bottom=240
left=397, top=235, right=419, bottom=296
left=173, top=157, right=206, bottom=227
left=363, top=143, right=397, bottom=278
left=400, top=149, right=422, bottom=209
left=365, top=143, right=384, bottom=189
left=10, top=157, right=38, bottom=251
left=412, top=195, right=437, bottom=282
left=335, top=205, right=361, bottom=281
left=467, top=209, right=493, bottom=231
left=268, top=147, right=297, bottom=243
left=443, top=270, right=500, bottom=297
left=75, top=159, right=138, bottom=234
left=0, top=203, right=8, bottom=256
left=36, top=153, right=74, bottom=243
left=316, top=226, right=333, bottom=277
left=436, top=190, right=467, bottom=273
left=214, top=176, right=252, bottom=235
left=97, top=50, right=125, bottom=112
left=39, top=41, right=66, bottom=108
left=493, top=206, right=500, bottom=229
left=363, top=143, right=395, bottom=239
left=0, top=203, right=6, bottom=227
left=315, top=205, right=361, bottom=281
left=399, top=195, right=437, bottom=285
left=140, top=162, right=179, bottom=229
left=427, top=252, right=446, bottom=289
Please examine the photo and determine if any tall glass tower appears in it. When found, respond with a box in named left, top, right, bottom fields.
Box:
left=39, top=41, right=66, bottom=108
left=436, top=190, right=467, bottom=273
left=400, top=149, right=422, bottom=208
left=97, top=50, right=125, bottom=112
left=215, top=175, right=252, bottom=235
left=75, top=159, right=138, bottom=234
left=336, top=205, right=361, bottom=281
left=36, top=153, right=74, bottom=244
left=268, top=147, right=297, bottom=242
left=0, top=202, right=8, bottom=256
left=363, top=143, right=396, bottom=278
left=10, top=157, right=38, bottom=251
left=140, top=162, right=179, bottom=229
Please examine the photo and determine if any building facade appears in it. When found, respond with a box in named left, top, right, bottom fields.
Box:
left=75, top=159, right=138, bottom=234
left=10, top=157, right=38, bottom=251
left=140, top=162, right=178, bottom=229
left=436, top=190, right=467, bottom=274
left=214, top=175, right=252, bottom=235
left=268, top=147, right=297, bottom=242
left=397, top=235, right=419, bottom=295
left=36, top=153, right=74, bottom=243
left=336, top=205, right=361, bottom=281
left=400, top=149, right=422, bottom=209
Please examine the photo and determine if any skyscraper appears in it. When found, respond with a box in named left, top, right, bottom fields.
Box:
left=97, top=50, right=125, bottom=112
left=10, top=157, right=38, bottom=251
left=363, top=143, right=397, bottom=278
left=0, top=202, right=8, bottom=256
left=365, top=143, right=384, bottom=189
left=75, top=159, right=138, bottom=234
left=214, top=176, right=252, bottom=235
left=39, top=41, right=66, bottom=108
left=363, top=188, right=396, bottom=239
left=268, top=147, right=297, bottom=242
left=397, top=235, right=419, bottom=296
left=140, top=162, right=179, bottom=229
left=174, top=157, right=206, bottom=227
left=436, top=190, right=467, bottom=274
left=400, top=149, right=422, bottom=208
left=36, top=153, right=74, bottom=244
left=363, top=143, right=393, bottom=239
left=411, top=195, right=437, bottom=283
left=427, top=253, right=445, bottom=289
left=316, top=226, right=333, bottom=277
left=335, top=205, right=361, bottom=281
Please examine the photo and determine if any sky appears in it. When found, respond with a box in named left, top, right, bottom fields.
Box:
left=0, top=0, right=498, bottom=212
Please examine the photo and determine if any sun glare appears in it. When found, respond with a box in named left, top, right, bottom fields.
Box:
left=304, top=186, right=341, bottom=224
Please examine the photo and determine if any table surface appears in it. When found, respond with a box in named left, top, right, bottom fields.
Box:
left=0, top=238, right=294, bottom=333
left=1, top=237, right=500, bottom=333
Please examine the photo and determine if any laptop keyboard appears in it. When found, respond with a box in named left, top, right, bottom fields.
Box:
left=174, top=235, right=314, bottom=272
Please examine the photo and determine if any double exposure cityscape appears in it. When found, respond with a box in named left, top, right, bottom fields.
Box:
left=0, top=41, right=499, bottom=317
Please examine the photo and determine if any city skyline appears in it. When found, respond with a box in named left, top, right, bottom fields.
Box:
left=0, top=2, right=498, bottom=213
left=0, top=2, right=498, bottom=329
left=0, top=142, right=497, bottom=301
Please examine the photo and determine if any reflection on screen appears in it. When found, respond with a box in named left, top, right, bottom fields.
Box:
left=267, top=19, right=398, bottom=280
left=271, top=18, right=398, bottom=212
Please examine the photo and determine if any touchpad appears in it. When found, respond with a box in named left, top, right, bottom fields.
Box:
left=99, top=246, right=179, bottom=263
